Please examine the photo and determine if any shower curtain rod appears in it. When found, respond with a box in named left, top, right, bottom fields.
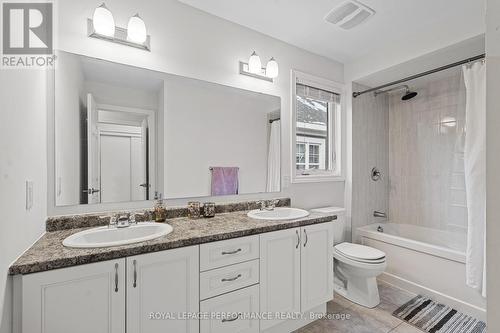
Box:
left=352, top=53, right=485, bottom=98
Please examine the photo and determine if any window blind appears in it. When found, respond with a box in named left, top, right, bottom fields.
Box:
left=296, top=83, right=340, bottom=104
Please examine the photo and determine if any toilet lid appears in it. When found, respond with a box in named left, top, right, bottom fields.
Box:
left=335, top=243, right=386, bottom=261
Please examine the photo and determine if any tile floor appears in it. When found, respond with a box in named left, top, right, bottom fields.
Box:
left=295, top=280, right=422, bottom=333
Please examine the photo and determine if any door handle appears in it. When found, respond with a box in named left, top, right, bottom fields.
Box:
left=296, top=230, right=300, bottom=249
left=139, top=183, right=151, bottom=188
left=114, top=263, right=119, bottom=292
left=133, top=260, right=137, bottom=288
left=83, top=187, right=100, bottom=194
left=303, top=229, right=308, bottom=247
left=221, top=248, right=242, bottom=255
left=221, top=274, right=242, bottom=282
left=222, top=313, right=241, bottom=323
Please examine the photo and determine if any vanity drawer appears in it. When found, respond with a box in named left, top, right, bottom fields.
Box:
left=200, top=235, right=259, bottom=271
left=200, top=259, right=259, bottom=300
left=200, top=285, right=259, bottom=333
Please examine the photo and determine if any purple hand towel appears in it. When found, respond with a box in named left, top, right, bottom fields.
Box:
left=211, top=167, right=239, bottom=196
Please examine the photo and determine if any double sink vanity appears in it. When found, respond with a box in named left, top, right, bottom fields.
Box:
left=28, top=50, right=339, bottom=333
left=10, top=199, right=337, bottom=333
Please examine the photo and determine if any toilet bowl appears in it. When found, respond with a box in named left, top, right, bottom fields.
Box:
left=333, top=242, right=387, bottom=308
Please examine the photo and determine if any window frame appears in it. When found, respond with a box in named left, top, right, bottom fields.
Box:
left=291, top=70, right=345, bottom=183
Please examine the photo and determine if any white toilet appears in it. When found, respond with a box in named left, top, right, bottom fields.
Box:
left=311, top=207, right=387, bottom=308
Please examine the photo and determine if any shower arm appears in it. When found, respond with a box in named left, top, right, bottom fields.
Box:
left=373, top=85, right=409, bottom=96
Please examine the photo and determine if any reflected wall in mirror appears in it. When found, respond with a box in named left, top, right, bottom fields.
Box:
left=54, top=52, right=281, bottom=206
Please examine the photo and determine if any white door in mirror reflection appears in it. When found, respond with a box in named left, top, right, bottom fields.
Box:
left=100, top=132, right=146, bottom=203
left=85, top=93, right=150, bottom=204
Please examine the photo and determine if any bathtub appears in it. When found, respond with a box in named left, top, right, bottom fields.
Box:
left=357, top=223, right=486, bottom=320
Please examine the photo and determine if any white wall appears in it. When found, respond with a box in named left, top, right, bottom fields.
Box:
left=486, top=0, right=500, bottom=329
left=0, top=70, right=48, bottom=333
left=163, top=77, right=279, bottom=198
left=55, top=52, right=85, bottom=205
left=85, top=81, right=160, bottom=111
left=51, top=0, right=346, bottom=215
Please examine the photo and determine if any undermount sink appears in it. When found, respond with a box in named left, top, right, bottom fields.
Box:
left=247, top=207, right=310, bottom=221
left=63, top=222, right=173, bottom=248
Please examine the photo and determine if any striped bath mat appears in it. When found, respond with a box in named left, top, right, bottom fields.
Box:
left=393, top=295, right=486, bottom=333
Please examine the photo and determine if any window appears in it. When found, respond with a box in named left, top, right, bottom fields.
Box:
left=292, top=70, right=344, bottom=182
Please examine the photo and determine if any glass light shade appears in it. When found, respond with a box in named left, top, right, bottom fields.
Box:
left=248, top=51, right=262, bottom=74
left=266, top=57, right=279, bottom=78
left=92, top=3, right=115, bottom=37
left=127, top=14, right=147, bottom=44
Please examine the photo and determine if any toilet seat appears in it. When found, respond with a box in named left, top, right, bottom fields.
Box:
left=334, top=243, right=386, bottom=264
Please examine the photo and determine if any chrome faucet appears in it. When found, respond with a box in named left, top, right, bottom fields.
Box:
left=373, top=211, right=387, bottom=219
left=258, top=199, right=280, bottom=211
left=104, top=213, right=141, bottom=229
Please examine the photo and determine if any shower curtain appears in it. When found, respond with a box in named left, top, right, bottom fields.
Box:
left=266, top=120, right=281, bottom=192
left=463, top=61, right=486, bottom=298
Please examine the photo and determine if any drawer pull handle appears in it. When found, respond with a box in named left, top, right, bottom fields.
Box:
left=221, top=248, right=242, bottom=255
left=133, top=260, right=137, bottom=288
left=296, top=230, right=300, bottom=249
left=222, top=313, right=241, bottom=323
left=221, top=274, right=242, bottom=282
left=303, top=229, right=308, bottom=247
left=114, top=263, right=119, bottom=293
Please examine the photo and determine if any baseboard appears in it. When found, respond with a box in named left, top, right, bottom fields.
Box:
left=379, top=272, right=486, bottom=321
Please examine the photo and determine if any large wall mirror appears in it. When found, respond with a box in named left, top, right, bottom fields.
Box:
left=54, top=51, right=281, bottom=206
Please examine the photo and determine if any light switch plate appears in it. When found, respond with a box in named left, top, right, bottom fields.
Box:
left=26, top=180, right=33, bottom=211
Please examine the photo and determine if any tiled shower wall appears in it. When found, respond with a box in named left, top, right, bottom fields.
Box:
left=388, top=70, right=467, bottom=231
left=351, top=83, right=389, bottom=240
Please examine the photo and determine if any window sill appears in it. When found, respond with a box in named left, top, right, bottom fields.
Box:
left=291, top=175, right=345, bottom=184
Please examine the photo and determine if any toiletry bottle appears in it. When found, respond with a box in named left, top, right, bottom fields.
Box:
left=154, top=193, right=167, bottom=222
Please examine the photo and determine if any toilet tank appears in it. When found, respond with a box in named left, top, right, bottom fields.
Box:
left=311, top=207, right=346, bottom=245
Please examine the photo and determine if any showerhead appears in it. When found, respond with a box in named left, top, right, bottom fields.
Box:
left=402, top=89, right=418, bottom=101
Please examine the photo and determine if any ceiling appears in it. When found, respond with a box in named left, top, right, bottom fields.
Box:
left=178, top=0, right=485, bottom=66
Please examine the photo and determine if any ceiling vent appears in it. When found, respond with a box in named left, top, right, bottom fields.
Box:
left=325, top=0, right=375, bottom=30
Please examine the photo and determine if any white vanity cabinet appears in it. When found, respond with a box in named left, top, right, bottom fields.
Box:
left=126, top=246, right=199, bottom=333
left=13, top=222, right=334, bottom=333
left=260, top=222, right=334, bottom=332
left=13, top=259, right=126, bottom=333
left=14, top=245, right=200, bottom=333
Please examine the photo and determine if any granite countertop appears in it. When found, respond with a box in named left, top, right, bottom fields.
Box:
left=9, top=210, right=336, bottom=275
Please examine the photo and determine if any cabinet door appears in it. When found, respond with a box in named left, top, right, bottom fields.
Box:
left=18, top=259, right=125, bottom=333
left=300, top=223, right=334, bottom=312
left=260, top=228, right=301, bottom=331
left=126, top=245, right=199, bottom=333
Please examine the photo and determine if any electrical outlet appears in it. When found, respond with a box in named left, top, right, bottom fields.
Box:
left=26, top=180, right=33, bottom=211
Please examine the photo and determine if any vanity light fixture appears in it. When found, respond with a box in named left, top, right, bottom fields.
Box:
left=92, top=3, right=115, bottom=37
left=248, top=51, right=262, bottom=74
left=266, top=57, right=279, bottom=79
left=88, top=3, right=151, bottom=51
left=239, top=51, right=278, bottom=82
left=127, top=14, right=147, bottom=44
